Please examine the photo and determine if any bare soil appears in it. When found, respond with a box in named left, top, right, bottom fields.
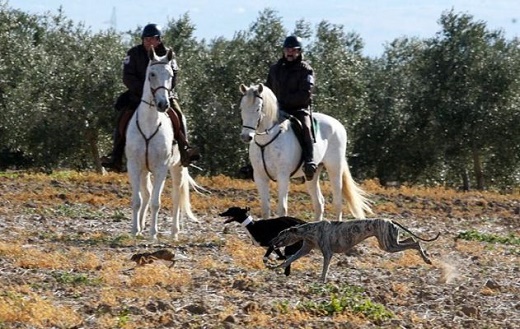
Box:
left=0, top=172, right=519, bottom=329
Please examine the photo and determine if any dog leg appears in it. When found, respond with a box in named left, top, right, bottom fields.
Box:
left=320, top=251, right=333, bottom=283
left=275, top=243, right=313, bottom=270
left=394, top=236, right=433, bottom=264
left=379, top=236, right=433, bottom=265
left=263, top=246, right=275, bottom=264
left=274, top=248, right=286, bottom=260
left=398, top=237, right=416, bottom=244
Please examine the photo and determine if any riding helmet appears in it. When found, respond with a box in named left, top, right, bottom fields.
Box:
left=141, top=23, right=162, bottom=39
left=283, top=35, right=302, bottom=49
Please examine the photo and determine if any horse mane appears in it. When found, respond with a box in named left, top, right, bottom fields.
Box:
left=258, top=84, right=279, bottom=123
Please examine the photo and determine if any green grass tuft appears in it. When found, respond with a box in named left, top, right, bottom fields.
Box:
left=276, top=283, right=394, bottom=324
left=457, top=230, right=520, bottom=245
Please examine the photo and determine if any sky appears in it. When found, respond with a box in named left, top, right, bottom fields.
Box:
left=7, top=0, right=520, bottom=57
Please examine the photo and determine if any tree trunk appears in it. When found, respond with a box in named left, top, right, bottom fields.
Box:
left=461, top=169, right=470, bottom=191
left=85, top=128, right=105, bottom=175
left=472, top=147, right=485, bottom=190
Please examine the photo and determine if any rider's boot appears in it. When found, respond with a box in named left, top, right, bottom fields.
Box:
left=167, top=102, right=200, bottom=167
left=101, top=109, right=133, bottom=172
left=301, top=121, right=317, bottom=181
left=100, top=133, right=124, bottom=172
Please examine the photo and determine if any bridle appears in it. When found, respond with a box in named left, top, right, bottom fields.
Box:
left=141, top=61, right=173, bottom=107
left=241, top=93, right=264, bottom=132
left=241, top=93, right=279, bottom=136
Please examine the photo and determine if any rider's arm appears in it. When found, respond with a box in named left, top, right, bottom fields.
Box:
left=123, top=47, right=145, bottom=97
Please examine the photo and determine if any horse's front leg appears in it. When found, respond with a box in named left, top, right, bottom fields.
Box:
left=135, top=173, right=152, bottom=234
left=130, top=188, right=143, bottom=236
left=129, top=170, right=148, bottom=236
left=149, top=169, right=168, bottom=241
left=254, top=174, right=271, bottom=219
left=276, top=175, right=291, bottom=217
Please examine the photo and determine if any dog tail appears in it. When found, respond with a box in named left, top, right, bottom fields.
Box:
left=392, top=221, right=441, bottom=242
left=341, top=159, right=373, bottom=219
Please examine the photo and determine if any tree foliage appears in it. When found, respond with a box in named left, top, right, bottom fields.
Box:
left=0, top=4, right=519, bottom=189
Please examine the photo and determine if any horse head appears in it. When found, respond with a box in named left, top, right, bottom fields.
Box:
left=146, top=48, right=174, bottom=112
left=239, top=83, right=279, bottom=143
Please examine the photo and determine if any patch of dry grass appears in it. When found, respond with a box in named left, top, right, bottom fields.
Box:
left=0, top=289, right=82, bottom=328
left=0, top=171, right=518, bottom=328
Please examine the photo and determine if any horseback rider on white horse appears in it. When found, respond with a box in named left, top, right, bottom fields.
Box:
left=265, top=35, right=317, bottom=181
left=101, top=23, right=200, bottom=172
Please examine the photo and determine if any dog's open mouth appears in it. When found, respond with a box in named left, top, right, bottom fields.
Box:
left=218, top=212, right=234, bottom=223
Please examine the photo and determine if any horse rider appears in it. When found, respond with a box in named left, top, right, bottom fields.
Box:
left=101, top=23, right=200, bottom=172
left=265, top=35, right=317, bottom=181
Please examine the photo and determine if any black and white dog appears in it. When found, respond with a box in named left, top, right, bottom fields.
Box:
left=269, top=219, right=440, bottom=282
left=219, top=206, right=305, bottom=276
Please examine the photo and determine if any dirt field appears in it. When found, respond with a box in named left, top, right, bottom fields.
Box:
left=0, top=172, right=518, bottom=328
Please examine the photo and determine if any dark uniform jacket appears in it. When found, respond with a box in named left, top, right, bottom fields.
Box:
left=265, top=56, right=314, bottom=114
left=117, top=43, right=178, bottom=110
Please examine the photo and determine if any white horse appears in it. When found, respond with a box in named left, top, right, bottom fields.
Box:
left=125, top=48, right=196, bottom=240
left=239, top=83, right=372, bottom=221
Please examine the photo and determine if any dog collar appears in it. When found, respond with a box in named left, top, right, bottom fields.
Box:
left=241, top=216, right=254, bottom=227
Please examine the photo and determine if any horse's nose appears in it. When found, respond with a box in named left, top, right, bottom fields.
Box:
left=156, top=99, right=169, bottom=112
left=240, top=132, right=253, bottom=143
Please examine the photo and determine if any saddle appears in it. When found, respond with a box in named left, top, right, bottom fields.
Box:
left=286, top=115, right=317, bottom=151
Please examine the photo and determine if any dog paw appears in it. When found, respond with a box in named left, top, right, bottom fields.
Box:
left=265, top=263, right=279, bottom=269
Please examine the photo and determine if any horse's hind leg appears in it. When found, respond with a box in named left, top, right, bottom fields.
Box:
left=326, top=164, right=343, bottom=220
left=169, top=164, right=183, bottom=240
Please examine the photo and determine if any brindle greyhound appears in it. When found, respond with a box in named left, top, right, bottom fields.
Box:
left=269, top=219, right=440, bottom=282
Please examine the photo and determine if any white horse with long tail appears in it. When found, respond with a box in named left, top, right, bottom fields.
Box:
left=239, top=83, right=372, bottom=221
left=125, top=48, right=197, bottom=240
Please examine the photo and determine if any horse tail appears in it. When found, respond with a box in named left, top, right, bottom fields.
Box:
left=341, top=159, right=373, bottom=219
left=179, top=168, right=211, bottom=221
left=178, top=168, right=196, bottom=220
